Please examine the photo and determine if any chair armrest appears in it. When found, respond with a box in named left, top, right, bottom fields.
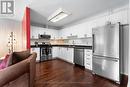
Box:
left=29, top=52, right=37, bottom=87
left=0, top=58, right=29, bottom=87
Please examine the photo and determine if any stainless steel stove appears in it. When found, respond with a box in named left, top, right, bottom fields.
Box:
left=40, top=45, right=52, bottom=62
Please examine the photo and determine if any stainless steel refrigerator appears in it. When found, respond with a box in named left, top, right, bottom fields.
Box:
left=92, top=23, right=121, bottom=83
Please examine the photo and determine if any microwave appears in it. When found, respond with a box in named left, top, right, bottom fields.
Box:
left=38, top=34, right=51, bottom=39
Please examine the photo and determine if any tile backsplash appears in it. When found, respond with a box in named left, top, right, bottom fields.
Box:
left=31, top=37, right=92, bottom=46
left=67, top=38, right=92, bottom=46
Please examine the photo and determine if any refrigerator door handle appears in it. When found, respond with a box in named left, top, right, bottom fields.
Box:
left=92, top=34, right=95, bottom=53
left=93, top=55, right=119, bottom=62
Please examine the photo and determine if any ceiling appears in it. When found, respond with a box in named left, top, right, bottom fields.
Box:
left=30, top=0, right=128, bottom=29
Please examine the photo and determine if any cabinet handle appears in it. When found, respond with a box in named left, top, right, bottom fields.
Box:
left=86, top=58, right=90, bottom=60
left=86, top=63, right=90, bottom=65
left=92, top=34, right=95, bottom=53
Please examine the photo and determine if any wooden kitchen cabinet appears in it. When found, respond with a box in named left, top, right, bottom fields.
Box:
left=84, top=49, right=92, bottom=70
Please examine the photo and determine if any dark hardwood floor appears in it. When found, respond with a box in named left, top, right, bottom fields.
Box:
left=35, top=59, right=127, bottom=87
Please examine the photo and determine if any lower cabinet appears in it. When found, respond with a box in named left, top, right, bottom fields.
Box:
left=52, top=47, right=92, bottom=68
left=31, top=48, right=40, bottom=62
left=31, top=47, right=92, bottom=68
left=52, top=47, right=74, bottom=64
left=59, top=47, right=66, bottom=60
left=65, top=48, right=74, bottom=63
left=52, top=47, right=59, bottom=58
left=84, top=49, right=92, bottom=70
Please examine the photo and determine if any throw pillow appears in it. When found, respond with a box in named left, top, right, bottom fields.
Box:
left=0, top=54, right=10, bottom=70
left=8, top=50, right=30, bottom=66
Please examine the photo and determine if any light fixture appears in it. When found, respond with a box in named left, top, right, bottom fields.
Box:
left=48, top=8, right=70, bottom=22
left=7, top=32, right=16, bottom=53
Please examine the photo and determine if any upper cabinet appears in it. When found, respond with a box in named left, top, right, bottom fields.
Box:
left=31, top=26, right=59, bottom=39
left=31, top=26, right=39, bottom=39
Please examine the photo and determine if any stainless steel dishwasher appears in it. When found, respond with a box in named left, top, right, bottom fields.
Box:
left=74, top=48, right=84, bottom=66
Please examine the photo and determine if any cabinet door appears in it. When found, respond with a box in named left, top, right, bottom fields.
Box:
left=52, top=47, right=59, bottom=58
left=84, top=49, right=92, bottom=70
left=58, top=47, right=64, bottom=59
left=31, top=48, right=40, bottom=62
left=61, top=48, right=67, bottom=60
left=58, top=47, right=61, bottom=58
left=58, top=47, right=73, bottom=63
left=66, top=48, right=74, bottom=63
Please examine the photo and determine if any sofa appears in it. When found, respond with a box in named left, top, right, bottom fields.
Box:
left=0, top=51, right=37, bottom=87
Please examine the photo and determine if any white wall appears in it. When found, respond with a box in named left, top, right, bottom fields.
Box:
left=59, top=5, right=129, bottom=38
left=59, top=5, right=129, bottom=75
left=0, top=19, right=23, bottom=57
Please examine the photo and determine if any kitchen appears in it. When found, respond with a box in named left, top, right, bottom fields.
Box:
left=30, top=0, right=129, bottom=87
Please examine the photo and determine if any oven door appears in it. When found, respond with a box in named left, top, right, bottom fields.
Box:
left=47, top=47, right=52, bottom=59
left=40, top=47, right=47, bottom=61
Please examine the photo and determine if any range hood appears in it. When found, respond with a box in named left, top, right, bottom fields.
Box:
left=38, top=34, right=51, bottom=39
